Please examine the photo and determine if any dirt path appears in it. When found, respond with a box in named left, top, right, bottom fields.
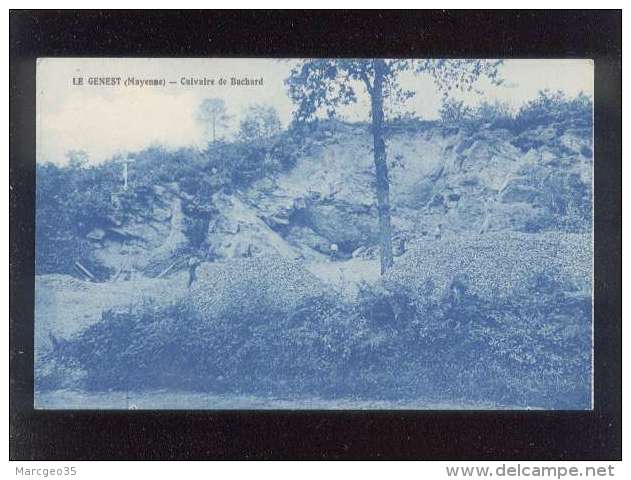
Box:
left=35, top=389, right=519, bottom=410
left=36, top=256, right=383, bottom=361
left=35, top=272, right=190, bottom=357
left=306, top=258, right=381, bottom=297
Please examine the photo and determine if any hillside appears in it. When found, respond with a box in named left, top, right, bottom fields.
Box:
left=34, top=109, right=594, bottom=409
left=36, top=116, right=592, bottom=281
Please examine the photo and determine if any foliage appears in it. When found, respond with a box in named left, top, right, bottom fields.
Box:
left=41, top=273, right=591, bottom=408
left=196, top=98, right=231, bottom=142
left=439, top=98, right=476, bottom=124
left=286, top=59, right=503, bottom=124
left=440, top=98, right=515, bottom=127
left=286, top=59, right=504, bottom=274
left=474, top=100, right=515, bottom=128
left=36, top=161, right=118, bottom=276
left=514, top=90, right=593, bottom=130
left=440, top=90, right=593, bottom=133
left=237, top=104, right=282, bottom=142
left=66, top=149, right=89, bottom=168
left=36, top=131, right=306, bottom=275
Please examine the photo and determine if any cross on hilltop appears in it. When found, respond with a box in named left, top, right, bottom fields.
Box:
left=114, top=154, right=136, bottom=191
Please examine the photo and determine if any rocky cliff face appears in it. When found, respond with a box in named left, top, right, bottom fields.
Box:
left=211, top=121, right=592, bottom=260
left=83, top=120, right=592, bottom=273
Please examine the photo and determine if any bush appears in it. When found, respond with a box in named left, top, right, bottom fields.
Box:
left=39, top=263, right=591, bottom=408
left=439, top=98, right=475, bottom=124
left=439, top=91, right=592, bottom=134
left=474, top=100, right=515, bottom=129
left=237, top=104, right=282, bottom=143
left=439, top=98, right=514, bottom=128
left=514, top=90, right=592, bottom=131
left=36, top=162, right=118, bottom=276
left=36, top=128, right=306, bottom=276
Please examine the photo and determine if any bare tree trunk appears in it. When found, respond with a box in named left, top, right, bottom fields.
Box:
left=212, top=114, right=216, bottom=143
left=370, top=59, right=394, bottom=274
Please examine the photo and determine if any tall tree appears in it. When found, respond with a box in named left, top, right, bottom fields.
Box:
left=238, top=104, right=282, bottom=142
left=197, top=98, right=230, bottom=143
left=286, top=59, right=503, bottom=274
left=65, top=149, right=89, bottom=168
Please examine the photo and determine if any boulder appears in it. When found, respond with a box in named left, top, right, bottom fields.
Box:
left=152, top=205, right=172, bottom=223
left=499, top=179, right=543, bottom=204
left=482, top=202, right=551, bottom=233
left=155, top=197, right=189, bottom=254
left=427, top=193, right=445, bottom=209
left=303, top=202, right=378, bottom=250
left=286, top=225, right=330, bottom=254
left=293, top=197, right=308, bottom=210
left=261, top=209, right=291, bottom=230
left=208, top=216, right=240, bottom=235
left=351, top=245, right=379, bottom=260
left=446, top=192, right=461, bottom=202
left=392, top=237, right=406, bottom=257
left=86, top=228, right=106, bottom=241
left=232, top=241, right=255, bottom=258
left=206, top=193, right=302, bottom=260
left=407, top=178, right=435, bottom=208
left=560, top=128, right=592, bottom=155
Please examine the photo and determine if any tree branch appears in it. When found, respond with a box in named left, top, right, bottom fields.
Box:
left=359, top=69, right=373, bottom=97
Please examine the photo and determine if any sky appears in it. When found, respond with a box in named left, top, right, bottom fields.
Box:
left=37, top=58, right=593, bottom=165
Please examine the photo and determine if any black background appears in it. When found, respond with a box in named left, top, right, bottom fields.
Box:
left=9, top=10, right=622, bottom=460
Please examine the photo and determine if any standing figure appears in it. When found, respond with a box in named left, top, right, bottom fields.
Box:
left=433, top=223, right=443, bottom=240
left=187, top=256, right=200, bottom=288
left=329, top=243, right=339, bottom=261
left=393, top=236, right=406, bottom=257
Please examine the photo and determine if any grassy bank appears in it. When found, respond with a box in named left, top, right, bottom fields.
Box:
left=38, top=237, right=591, bottom=409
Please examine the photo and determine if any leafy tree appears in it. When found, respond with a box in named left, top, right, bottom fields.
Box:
left=515, top=90, right=592, bottom=130
left=440, top=98, right=514, bottom=127
left=66, top=149, right=89, bottom=168
left=286, top=59, right=503, bottom=274
left=439, top=98, right=475, bottom=124
left=197, top=98, right=230, bottom=143
left=475, top=99, right=513, bottom=122
left=238, top=104, right=282, bottom=142
left=36, top=160, right=118, bottom=276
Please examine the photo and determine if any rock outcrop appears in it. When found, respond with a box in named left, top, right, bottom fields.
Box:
left=79, top=120, right=593, bottom=269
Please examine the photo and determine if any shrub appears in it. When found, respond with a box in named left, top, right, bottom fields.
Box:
left=439, top=98, right=515, bottom=130
left=514, top=90, right=592, bottom=131
left=39, top=265, right=591, bottom=408
left=36, top=161, right=118, bottom=276
left=439, top=91, right=592, bottom=134
left=474, top=100, right=515, bottom=129
left=439, top=98, right=475, bottom=124
left=36, top=129, right=306, bottom=276
left=237, top=104, right=282, bottom=143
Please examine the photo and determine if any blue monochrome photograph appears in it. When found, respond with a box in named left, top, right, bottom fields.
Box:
left=34, top=58, right=593, bottom=409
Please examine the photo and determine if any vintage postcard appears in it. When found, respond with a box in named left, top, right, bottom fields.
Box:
left=34, top=58, right=593, bottom=410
